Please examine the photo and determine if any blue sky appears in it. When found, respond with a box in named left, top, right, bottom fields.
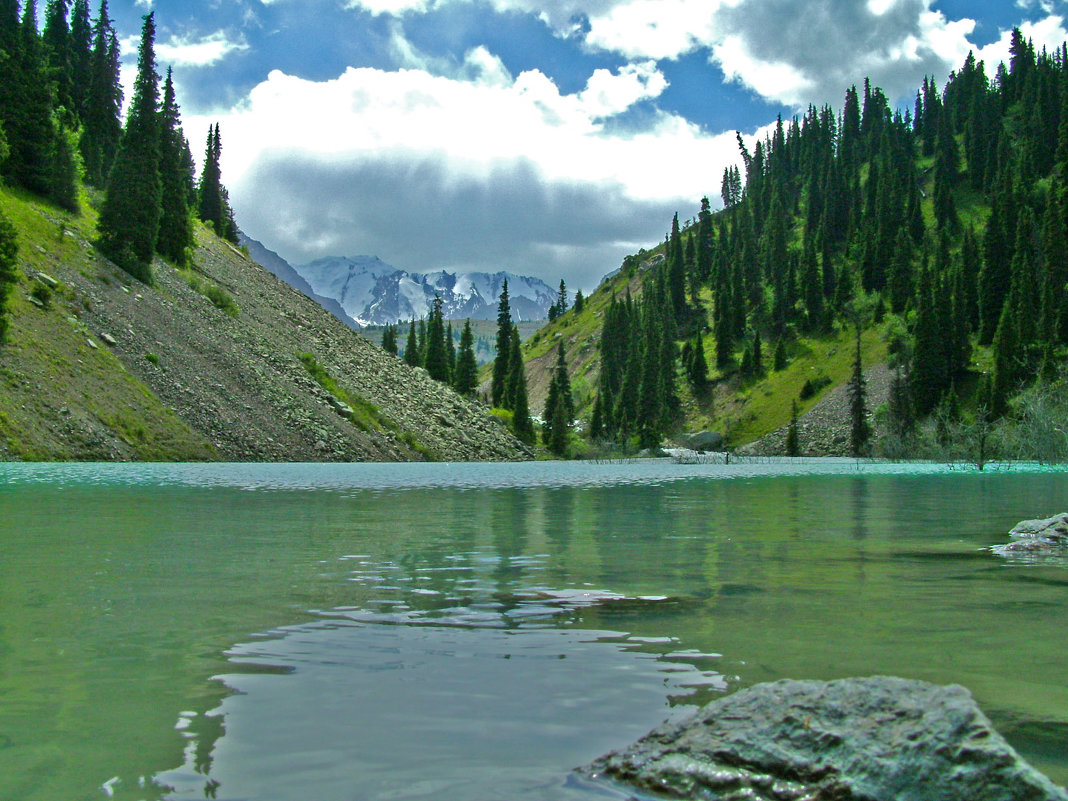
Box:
left=105, top=0, right=1068, bottom=289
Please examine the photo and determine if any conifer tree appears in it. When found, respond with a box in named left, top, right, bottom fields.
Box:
left=542, top=342, right=574, bottom=456
left=68, top=0, right=91, bottom=117
left=0, top=207, right=17, bottom=344
left=452, top=319, right=478, bottom=396
left=97, top=12, right=161, bottom=281
left=3, top=1, right=56, bottom=196
left=403, top=320, right=419, bottom=367
left=197, top=124, right=224, bottom=232
left=156, top=68, right=194, bottom=266
left=81, top=0, right=122, bottom=186
left=381, top=324, right=398, bottom=356
left=42, top=0, right=73, bottom=116
left=491, top=280, right=512, bottom=407
left=848, top=325, right=870, bottom=456
left=687, top=333, right=709, bottom=387
left=423, top=296, right=449, bottom=382
left=506, top=325, right=534, bottom=443
left=445, top=321, right=456, bottom=377
left=573, top=290, right=584, bottom=314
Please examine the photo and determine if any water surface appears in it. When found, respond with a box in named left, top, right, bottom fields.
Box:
left=1, top=460, right=1066, bottom=800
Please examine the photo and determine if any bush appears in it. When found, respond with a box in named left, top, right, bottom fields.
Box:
left=31, top=282, right=53, bottom=308
left=799, top=374, right=832, bottom=400
left=204, top=284, right=238, bottom=317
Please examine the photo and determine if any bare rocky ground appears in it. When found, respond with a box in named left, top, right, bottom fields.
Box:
left=738, top=364, right=893, bottom=456
left=0, top=216, right=528, bottom=462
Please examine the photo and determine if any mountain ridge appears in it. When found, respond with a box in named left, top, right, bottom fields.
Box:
left=294, top=254, right=557, bottom=326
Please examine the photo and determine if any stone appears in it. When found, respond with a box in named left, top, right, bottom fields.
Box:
left=990, top=513, right=1068, bottom=559
left=684, top=430, right=724, bottom=452
left=36, top=271, right=59, bottom=288
left=100, top=332, right=117, bottom=347
left=585, top=676, right=1067, bottom=801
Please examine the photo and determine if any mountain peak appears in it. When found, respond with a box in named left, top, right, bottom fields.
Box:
left=293, top=255, right=557, bottom=326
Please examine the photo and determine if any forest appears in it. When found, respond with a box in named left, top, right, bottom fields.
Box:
left=0, top=1, right=237, bottom=336
left=578, top=30, right=1068, bottom=458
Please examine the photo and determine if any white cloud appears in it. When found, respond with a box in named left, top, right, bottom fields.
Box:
left=973, top=14, right=1068, bottom=72
left=194, top=61, right=743, bottom=288
left=711, top=34, right=814, bottom=106
left=156, top=31, right=250, bottom=68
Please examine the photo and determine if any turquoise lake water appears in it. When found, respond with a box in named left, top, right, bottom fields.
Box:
left=1, top=459, right=1066, bottom=800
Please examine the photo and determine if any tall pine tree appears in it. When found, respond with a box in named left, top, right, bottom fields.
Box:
left=491, top=280, right=512, bottom=407
left=156, top=67, right=194, bottom=266
left=97, top=12, right=161, bottom=280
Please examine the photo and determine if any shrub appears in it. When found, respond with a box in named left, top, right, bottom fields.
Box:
left=799, top=374, right=832, bottom=400
left=30, top=282, right=53, bottom=308
left=204, top=284, right=238, bottom=317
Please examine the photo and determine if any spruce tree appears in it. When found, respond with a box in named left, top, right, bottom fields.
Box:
left=403, top=320, right=419, bottom=367
left=81, top=0, right=121, bottom=186
left=423, top=296, right=448, bottom=382
left=42, top=0, right=73, bottom=117
left=0, top=207, right=18, bottom=344
left=452, top=319, right=478, bottom=396
left=848, top=325, right=870, bottom=456
left=445, top=321, right=456, bottom=377
left=68, top=0, right=91, bottom=118
left=688, top=333, right=709, bottom=387
left=197, top=124, right=224, bottom=232
left=156, top=68, right=194, bottom=266
left=542, top=342, right=574, bottom=455
left=3, top=1, right=56, bottom=196
left=490, top=280, right=511, bottom=407
left=506, top=326, right=534, bottom=443
left=97, top=12, right=161, bottom=281
left=381, top=324, right=397, bottom=356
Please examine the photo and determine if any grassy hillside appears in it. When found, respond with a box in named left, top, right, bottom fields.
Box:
left=0, top=185, right=528, bottom=462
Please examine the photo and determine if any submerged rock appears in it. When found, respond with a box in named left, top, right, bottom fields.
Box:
left=585, top=676, right=1068, bottom=801
left=990, top=513, right=1068, bottom=560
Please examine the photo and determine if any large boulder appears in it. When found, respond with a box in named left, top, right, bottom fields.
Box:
left=990, top=513, right=1068, bottom=560
left=585, top=676, right=1067, bottom=801
left=684, top=431, right=724, bottom=452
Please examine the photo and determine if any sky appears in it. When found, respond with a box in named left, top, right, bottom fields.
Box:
left=101, top=0, right=1068, bottom=290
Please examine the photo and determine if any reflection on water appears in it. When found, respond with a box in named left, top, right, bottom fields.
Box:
left=1, top=461, right=1066, bottom=801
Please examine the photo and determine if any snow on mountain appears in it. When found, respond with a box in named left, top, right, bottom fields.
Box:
left=292, top=256, right=557, bottom=326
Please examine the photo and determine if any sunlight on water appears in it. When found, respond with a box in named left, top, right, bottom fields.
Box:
left=1, top=461, right=1066, bottom=801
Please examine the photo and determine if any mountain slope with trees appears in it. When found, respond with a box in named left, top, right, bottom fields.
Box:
left=519, top=33, right=1068, bottom=458
left=0, top=5, right=527, bottom=462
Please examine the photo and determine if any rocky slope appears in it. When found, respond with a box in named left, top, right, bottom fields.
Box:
left=0, top=191, right=528, bottom=462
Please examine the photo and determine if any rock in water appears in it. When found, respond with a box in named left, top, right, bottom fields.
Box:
left=585, top=676, right=1068, bottom=801
left=990, top=513, right=1068, bottom=560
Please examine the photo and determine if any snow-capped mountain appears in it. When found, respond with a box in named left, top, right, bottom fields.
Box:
left=293, top=255, right=557, bottom=326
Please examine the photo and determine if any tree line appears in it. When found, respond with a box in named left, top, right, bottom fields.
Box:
left=381, top=278, right=577, bottom=455
left=0, top=4, right=239, bottom=341
left=588, top=30, right=1068, bottom=451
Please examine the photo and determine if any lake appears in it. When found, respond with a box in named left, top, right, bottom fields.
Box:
left=1, top=459, right=1066, bottom=800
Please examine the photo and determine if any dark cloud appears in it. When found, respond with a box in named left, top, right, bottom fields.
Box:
left=714, top=0, right=968, bottom=107
left=236, top=154, right=680, bottom=290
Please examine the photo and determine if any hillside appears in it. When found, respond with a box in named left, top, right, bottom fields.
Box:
left=517, top=36, right=1068, bottom=457
left=0, top=187, right=528, bottom=462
